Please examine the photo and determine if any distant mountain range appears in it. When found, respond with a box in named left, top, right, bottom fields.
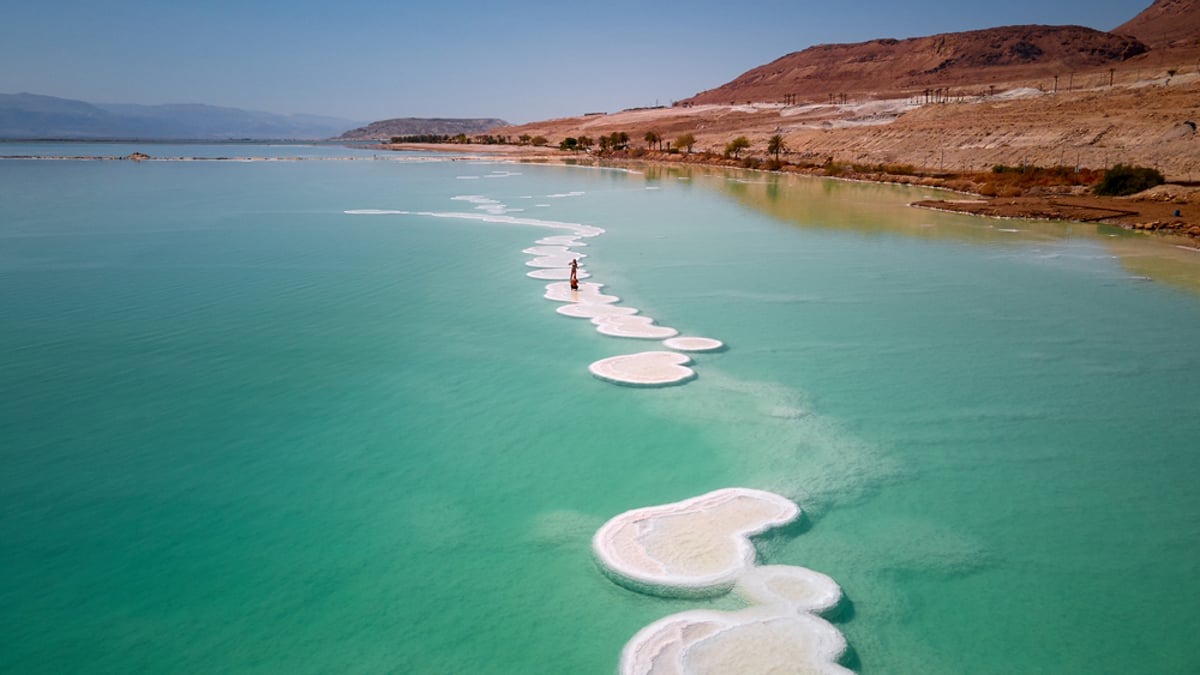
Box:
left=336, top=117, right=509, bottom=140
left=0, top=93, right=363, bottom=140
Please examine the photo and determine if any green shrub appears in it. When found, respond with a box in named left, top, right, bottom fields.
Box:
left=1094, top=164, right=1165, bottom=196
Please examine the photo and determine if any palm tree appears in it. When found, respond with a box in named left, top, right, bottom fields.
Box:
left=644, top=130, right=661, bottom=151
left=767, top=134, right=788, bottom=161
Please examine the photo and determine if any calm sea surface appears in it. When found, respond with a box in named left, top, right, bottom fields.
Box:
left=1, top=146, right=1198, bottom=673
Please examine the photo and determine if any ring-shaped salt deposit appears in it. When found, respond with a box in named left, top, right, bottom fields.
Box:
left=527, top=268, right=591, bottom=281
left=734, top=565, right=842, bottom=615
left=556, top=303, right=638, bottom=319
left=591, top=488, right=800, bottom=596
left=594, top=315, right=679, bottom=340
left=619, top=606, right=851, bottom=675
left=588, top=351, right=695, bottom=387
left=544, top=282, right=619, bottom=304
left=662, top=336, right=725, bottom=352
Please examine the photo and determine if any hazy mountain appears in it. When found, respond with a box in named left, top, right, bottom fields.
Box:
left=0, top=93, right=362, bottom=139
left=336, top=117, right=509, bottom=140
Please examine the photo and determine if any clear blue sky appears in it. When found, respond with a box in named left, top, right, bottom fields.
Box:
left=0, top=0, right=1151, bottom=124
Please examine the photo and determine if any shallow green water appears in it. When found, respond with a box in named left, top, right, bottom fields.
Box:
left=1, top=151, right=1198, bottom=673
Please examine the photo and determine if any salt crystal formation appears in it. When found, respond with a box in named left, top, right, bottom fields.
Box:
left=594, top=489, right=852, bottom=674
left=535, top=235, right=587, bottom=247
left=591, top=488, right=799, bottom=596
left=543, top=281, right=620, bottom=304
left=662, top=336, right=724, bottom=352
left=349, top=195, right=727, bottom=387
left=556, top=303, right=638, bottom=319
left=523, top=245, right=584, bottom=268
left=588, top=351, right=695, bottom=387
left=527, top=268, right=590, bottom=281
left=594, top=315, right=679, bottom=340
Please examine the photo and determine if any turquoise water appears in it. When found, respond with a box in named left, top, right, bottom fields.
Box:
left=1, top=149, right=1198, bottom=673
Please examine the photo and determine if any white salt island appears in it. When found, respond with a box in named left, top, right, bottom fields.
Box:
left=662, top=336, right=725, bottom=352
left=591, top=488, right=800, bottom=596
left=588, top=351, right=696, bottom=387
left=594, top=489, right=851, bottom=675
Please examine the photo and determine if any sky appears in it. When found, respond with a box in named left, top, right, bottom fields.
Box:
left=0, top=0, right=1153, bottom=124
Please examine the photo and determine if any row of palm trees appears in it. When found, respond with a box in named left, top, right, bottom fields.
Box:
left=725, top=134, right=789, bottom=161
left=635, top=130, right=693, bottom=153
left=631, top=130, right=789, bottom=160
left=545, top=129, right=791, bottom=163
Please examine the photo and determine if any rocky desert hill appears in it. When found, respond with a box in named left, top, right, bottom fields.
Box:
left=491, top=0, right=1199, bottom=180
left=1115, top=0, right=1200, bottom=46
left=337, top=117, right=507, bottom=140
left=680, top=25, right=1147, bottom=106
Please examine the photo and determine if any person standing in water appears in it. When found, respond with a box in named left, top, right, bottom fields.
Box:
left=569, top=258, right=579, bottom=290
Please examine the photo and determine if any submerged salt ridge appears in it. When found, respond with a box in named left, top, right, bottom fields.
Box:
left=593, top=489, right=851, bottom=674
left=510, top=199, right=723, bottom=385
left=346, top=189, right=725, bottom=386
left=344, top=187, right=855, bottom=671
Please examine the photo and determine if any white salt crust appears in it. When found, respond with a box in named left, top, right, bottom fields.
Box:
left=343, top=210, right=605, bottom=238
left=598, top=492, right=851, bottom=675
left=556, top=303, right=638, bottom=319
left=588, top=351, right=695, bottom=387
left=591, top=488, right=799, bottom=596
left=734, top=565, right=843, bottom=614
left=522, top=245, right=584, bottom=257
left=662, top=336, right=725, bottom=352
left=527, top=268, right=590, bottom=281
left=544, top=282, right=619, bottom=304
left=535, top=235, right=586, bottom=247
left=594, top=315, right=679, bottom=340
left=619, top=604, right=851, bottom=675
left=526, top=255, right=580, bottom=268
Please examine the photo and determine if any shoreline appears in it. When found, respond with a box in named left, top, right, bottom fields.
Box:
left=7, top=141, right=1198, bottom=246
left=378, top=142, right=1200, bottom=243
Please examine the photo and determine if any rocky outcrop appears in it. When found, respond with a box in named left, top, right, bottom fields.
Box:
left=1114, top=0, right=1200, bottom=47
